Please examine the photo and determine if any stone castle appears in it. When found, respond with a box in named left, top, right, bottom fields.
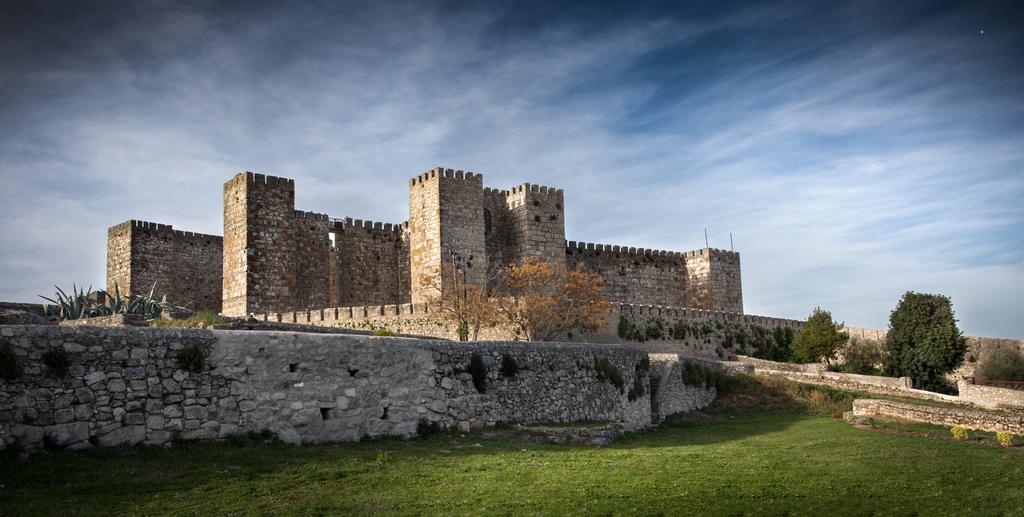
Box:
left=106, top=168, right=743, bottom=318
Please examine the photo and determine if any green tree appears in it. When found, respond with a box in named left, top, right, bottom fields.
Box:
left=883, top=292, right=967, bottom=391
left=793, top=308, right=848, bottom=367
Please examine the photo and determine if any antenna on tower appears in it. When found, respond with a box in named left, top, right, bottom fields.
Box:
left=704, top=228, right=709, bottom=248
left=730, top=233, right=734, bottom=251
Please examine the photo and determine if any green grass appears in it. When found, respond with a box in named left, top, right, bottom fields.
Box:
left=2, top=412, right=1022, bottom=515
left=150, top=310, right=228, bottom=328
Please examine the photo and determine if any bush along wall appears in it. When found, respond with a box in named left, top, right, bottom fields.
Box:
left=617, top=311, right=799, bottom=361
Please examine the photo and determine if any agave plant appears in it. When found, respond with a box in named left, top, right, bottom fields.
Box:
left=40, top=283, right=105, bottom=320
left=42, top=282, right=191, bottom=321
left=104, top=282, right=131, bottom=315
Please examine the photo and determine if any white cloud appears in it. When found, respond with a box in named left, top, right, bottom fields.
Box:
left=0, top=1, right=1020, bottom=337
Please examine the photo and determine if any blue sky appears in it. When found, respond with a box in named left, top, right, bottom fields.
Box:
left=1, top=0, right=1021, bottom=337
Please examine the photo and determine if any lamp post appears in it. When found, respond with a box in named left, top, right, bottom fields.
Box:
left=449, top=250, right=474, bottom=341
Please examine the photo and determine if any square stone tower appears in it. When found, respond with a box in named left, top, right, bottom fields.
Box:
left=684, top=248, right=743, bottom=313
left=408, top=167, right=487, bottom=303
left=505, top=183, right=566, bottom=267
left=222, top=172, right=331, bottom=317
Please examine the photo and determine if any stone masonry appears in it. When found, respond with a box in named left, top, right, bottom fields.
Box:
left=0, top=325, right=665, bottom=450
left=106, top=167, right=743, bottom=317
left=106, top=220, right=223, bottom=311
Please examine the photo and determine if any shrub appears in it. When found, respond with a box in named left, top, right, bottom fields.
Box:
left=0, top=340, right=21, bottom=381
left=975, top=346, right=1024, bottom=383
left=594, top=357, right=625, bottom=392
left=499, top=353, right=518, bottom=379
left=951, top=426, right=968, bottom=441
left=883, top=292, right=967, bottom=391
left=627, top=358, right=650, bottom=401
left=681, top=361, right=707, bottom=387
left=372, top=328, right=394, bottom=336
left=617, top=316, right=644, bottom=342
left=41, top=348, right=70, bottom=377
left=793, top=308, right=848, bottom=367
left=839, top=337, right=885, bottom=375
left=176, top=343, right=205, bottom=372
left=467, top=353, right=487, bottom=393
left=680, top=360, right=736, bottom=393
left=151, top=310, right=227, bottom=329
left=644, top=320, right=665, bottom=341
left=670, top=321, right=689, bottom=340
left=996, top=432, right=1014, bottom=448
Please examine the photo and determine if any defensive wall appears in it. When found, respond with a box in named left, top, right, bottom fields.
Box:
left=108, top=167, right=744, bottom=318
left=106, top=220, right=223, bottom=312
left=0, top=325, right=723, bottom=451
left=252, top=301, right=804, bottom=358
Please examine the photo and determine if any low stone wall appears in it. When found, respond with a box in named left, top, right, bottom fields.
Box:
left=58, top=314, right=147, bottom=327
left=852, top=399, right=1024, bottom=434
left=752, top=368, right=972, bottom=403
left=649, top=354, right=716, bottom=422
left=0, top=325, right=653, bottom=451
left=957, top=380, right=1024, bottom=411
left=734, top=355, right=825, bottom=373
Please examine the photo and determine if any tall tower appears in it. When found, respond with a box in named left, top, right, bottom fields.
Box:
left=222, top=172, right=332, bottom=317
left=684, top=248, right=743, bottom=313
left=408, top=167, right=487, bottom=304
left=505, top=183, right=566, bottom=267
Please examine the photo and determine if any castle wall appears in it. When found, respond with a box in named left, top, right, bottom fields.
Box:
left=0, top=325, right=652, bottom=451
left=113, top=169, right=745, bottom=319
left=329, top=218, right=411, bottom=306
left=255, top=300, right=804, bottom=358
left=566, top=242, right=688, bottom=306
left=291, top=210, right=332, bottom=311
left=408, top=168, right=486, bottom=303
left=483, top=188, right=516, bottom=279
left=105, top=220, right=223, bottom=311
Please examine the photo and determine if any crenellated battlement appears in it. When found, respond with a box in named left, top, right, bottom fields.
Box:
left=566, top=241, right=686, bottom=259
left=293, top=209, right=330, bottom=222
left=510, top=182, right=564, bottom=196
left=616, top=303, right=801, bottom=329
left=409, top=166, right=483, bottom=186
left=331, top=217, right=407, bottom=234
left=108, top=220, right=223, bottom=242
left=247, top=171, right=295, bottom=190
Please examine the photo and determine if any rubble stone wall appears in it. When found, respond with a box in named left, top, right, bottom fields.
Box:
left=0, top=325, right=654, bottom=451
left=106, top=220, right=223, bottom=311
left=648, top=354, right=716, bottom=422
left=852, top=398, right=1024, bottom=434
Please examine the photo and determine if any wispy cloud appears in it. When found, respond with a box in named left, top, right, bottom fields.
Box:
left=0, top=0, right=1021, bottom=337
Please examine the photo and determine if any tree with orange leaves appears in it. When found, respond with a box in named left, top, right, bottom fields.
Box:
left=495, top=257, right=611, bottom=341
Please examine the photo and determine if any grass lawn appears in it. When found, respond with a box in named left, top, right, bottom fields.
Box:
left=2, top=411, right=1022, bottom=515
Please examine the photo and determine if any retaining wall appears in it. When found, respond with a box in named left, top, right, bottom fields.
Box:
left=852, top=399, right=1024, bottom=434
left=0, top=325, right=653, bottom=451
left=648, top=354, right=716, bottom=423
left=957, top=380, right=1024, bottom=411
